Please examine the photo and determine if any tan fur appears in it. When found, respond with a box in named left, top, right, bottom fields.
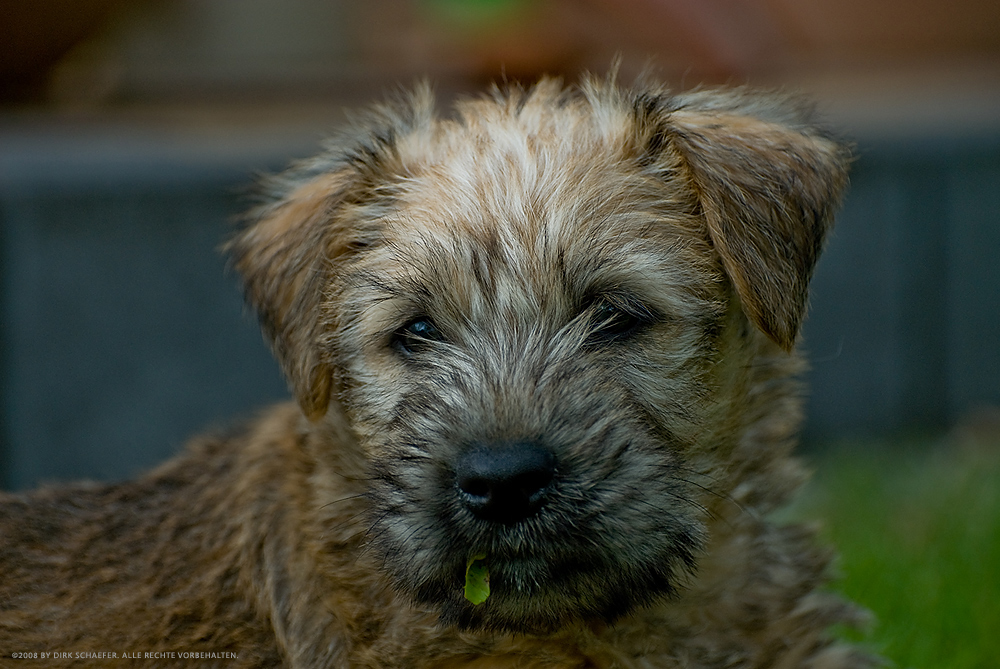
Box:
left=0, top=76, right=874, bottom=668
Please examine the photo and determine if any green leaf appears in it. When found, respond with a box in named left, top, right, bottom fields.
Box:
left=464, top=553, right=490, bottom=605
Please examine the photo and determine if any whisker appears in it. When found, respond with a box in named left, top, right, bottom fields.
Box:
left=671, top=474, right=757, bottom=522
left=322, top=508, right=373, bottom=536
left=320, top=493, right=368, bottom=511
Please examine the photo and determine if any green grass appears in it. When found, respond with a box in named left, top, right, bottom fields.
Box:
left=791, top=436, right=1000, bottom=668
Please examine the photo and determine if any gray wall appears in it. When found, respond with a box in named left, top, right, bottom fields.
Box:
left=2, top=123, right=999, bottom=490
left=0, top=124, right=302, bottom=490
left=802, top=138, right=1000, bottom=438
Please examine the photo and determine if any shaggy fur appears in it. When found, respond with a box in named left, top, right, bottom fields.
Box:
left=0, top=76, right=874, bottom=668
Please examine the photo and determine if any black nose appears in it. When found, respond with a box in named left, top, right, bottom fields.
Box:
left=455, top=442, right=556, bottom=524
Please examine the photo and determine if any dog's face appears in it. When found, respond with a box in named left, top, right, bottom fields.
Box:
left=332, top=118, right=724, bottom=632
left=229, top=79, right=849, bottom=633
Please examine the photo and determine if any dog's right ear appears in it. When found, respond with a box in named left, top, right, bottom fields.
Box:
left=227, top=170, right=359, bottom=421
left=228, top=87, right=432, bottom=420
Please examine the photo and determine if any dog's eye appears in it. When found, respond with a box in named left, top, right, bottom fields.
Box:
left=589, top=299, right=653, bottom=342
left=392, top=317, right=445, bottom=355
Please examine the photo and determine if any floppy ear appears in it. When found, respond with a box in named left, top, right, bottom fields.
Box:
left=227, top=170, right=358, bottom=421
left=667, top=106, right=850, bottom=350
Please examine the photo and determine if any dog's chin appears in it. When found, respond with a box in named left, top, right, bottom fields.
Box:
left=438, top=589, right=648, bottom=636
left=406, top=552, right=692, bottom=636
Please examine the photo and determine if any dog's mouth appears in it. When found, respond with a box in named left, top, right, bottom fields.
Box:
left=410, top=534, right=698, bottom=634
left=363, top=425, right=707, bottom=634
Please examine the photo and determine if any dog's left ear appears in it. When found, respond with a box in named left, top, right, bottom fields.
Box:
left=666, top=106, right=850, bottom=350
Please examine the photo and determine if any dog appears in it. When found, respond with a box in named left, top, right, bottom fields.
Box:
left=0, top=76, right=874, bottom=668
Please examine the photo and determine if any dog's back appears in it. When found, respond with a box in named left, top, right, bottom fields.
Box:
left=0, top=408, right=297, bottom=665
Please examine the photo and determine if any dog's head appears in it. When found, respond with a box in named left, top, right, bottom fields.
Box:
left=229, top=78, right=850, bottom=633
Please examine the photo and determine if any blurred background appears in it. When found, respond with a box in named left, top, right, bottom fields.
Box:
left=1, top=0, right=999, bottom=490
left=2, top=2, right=1000, bottom=665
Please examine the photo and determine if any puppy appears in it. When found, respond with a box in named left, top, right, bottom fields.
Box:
left=0, top=76, right=873, bottom=668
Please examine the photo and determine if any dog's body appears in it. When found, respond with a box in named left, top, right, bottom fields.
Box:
left=1, top=77, right=872, bottom=668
